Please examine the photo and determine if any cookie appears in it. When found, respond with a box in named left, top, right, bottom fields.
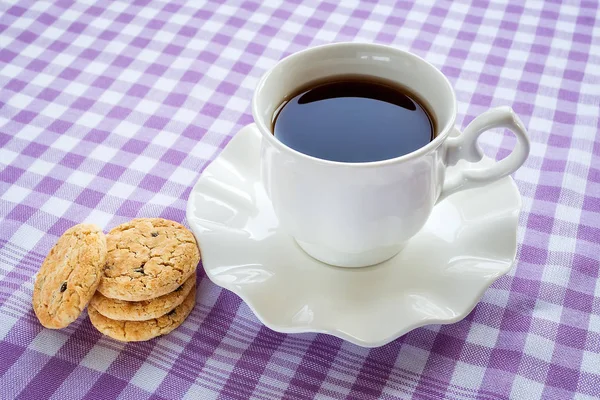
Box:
left=98, top=218, right=200, bottom=301
left=88, top=286, right=196, bottom=341
left=33, top=224, right=106, bottom=329
left=90, top=273, right=196, bottom=321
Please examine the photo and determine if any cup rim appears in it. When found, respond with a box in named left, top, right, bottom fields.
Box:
left=251, top=42, right=457, bottom=168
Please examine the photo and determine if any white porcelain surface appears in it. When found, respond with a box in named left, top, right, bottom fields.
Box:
left=186, top=124, right=522, bottom=347
left=252, top=43, right=530, bottom=267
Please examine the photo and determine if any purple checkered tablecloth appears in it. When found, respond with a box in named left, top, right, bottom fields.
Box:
left=1, top=0, right=599, bottom=399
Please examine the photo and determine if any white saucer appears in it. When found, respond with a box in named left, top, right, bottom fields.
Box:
left=186, top=124, right=521, bottom=347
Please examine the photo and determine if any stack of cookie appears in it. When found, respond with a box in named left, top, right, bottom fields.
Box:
left=32, top=218, right=200, bottom=342
left=88, top=218, right=200, bottom=341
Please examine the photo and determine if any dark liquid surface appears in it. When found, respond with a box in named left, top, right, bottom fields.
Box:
left=273, top=77, right=435, bottom=163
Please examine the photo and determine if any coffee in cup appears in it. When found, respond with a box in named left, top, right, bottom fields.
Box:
left=272, top=76, right=436, bottom=163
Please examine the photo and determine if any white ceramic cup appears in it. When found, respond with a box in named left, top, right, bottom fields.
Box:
left=252, top=42, right=530, bottom=268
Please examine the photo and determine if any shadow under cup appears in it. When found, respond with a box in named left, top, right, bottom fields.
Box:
left=252, top=43, right=458, bottom=268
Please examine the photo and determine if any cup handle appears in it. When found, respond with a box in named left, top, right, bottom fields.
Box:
left=438, top=106, right=530, bottom=203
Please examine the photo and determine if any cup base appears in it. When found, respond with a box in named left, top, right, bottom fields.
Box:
left=295, top=240, right=405, bottom=268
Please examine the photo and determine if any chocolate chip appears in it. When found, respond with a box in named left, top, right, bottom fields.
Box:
left=166, top=309, right=176, bottom=316
left=60, top=282, right=67, bottom=292
left=151, top=232, right=158, bottom=237
left=134, top=263, right=145, bottom=274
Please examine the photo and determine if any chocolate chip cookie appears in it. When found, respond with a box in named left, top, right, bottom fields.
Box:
left=90, top=273, right=196, bottom=321
left=88, top=286, right=196, bottom=341
left=33, top=224, right=106, bottom=329
left=97, top=218, right=200, bottom=301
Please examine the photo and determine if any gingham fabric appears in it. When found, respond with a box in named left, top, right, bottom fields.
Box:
left=1, top=0, right=598, bottom=399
